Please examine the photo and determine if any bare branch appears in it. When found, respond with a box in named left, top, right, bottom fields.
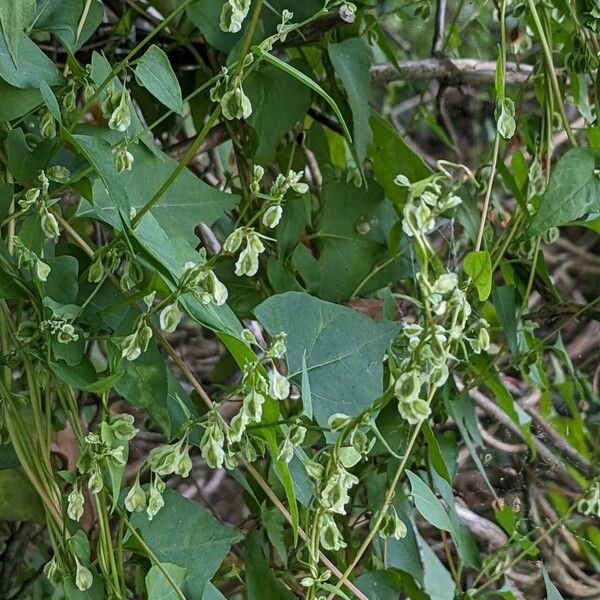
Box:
left=371, top=58, right=537, bottom=86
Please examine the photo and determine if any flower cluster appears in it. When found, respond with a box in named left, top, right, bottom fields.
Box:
left=392, top=174, right=490, bottom=424
left=19, top=169, right=71, bottom=240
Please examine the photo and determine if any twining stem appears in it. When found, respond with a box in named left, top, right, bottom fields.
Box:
left=119, top=510, right=187, bottom=600
left=475, top=132, right=500, bottom=252
left=54, top=211, right=370, bottom=600
left=325, top=421, right=424, bottom=599
left=525, top=0, right=577, bottom=147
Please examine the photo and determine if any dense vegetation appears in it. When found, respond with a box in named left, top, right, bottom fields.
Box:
left=0, top=0, right=599, bottom=598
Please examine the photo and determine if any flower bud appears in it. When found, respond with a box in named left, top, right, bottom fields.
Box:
left=88, top=254, right=105, bottom=283
left=497, top=97, right=516, bottom=139
left=394, top=371, right=421, bottom=402
left=262, top=204, right=283, bottom=228
left=227, top=411, right=249, bottom=444
left=43, top=556, right=62, bottom=585
left=304, top=459, right=324, bottom=481
left=41, top=209, right=60, bottom=239
left=328, top=413, right=351, bottom=431
left=247, top=232, right=265, bottom=254
left=110, top=413, right=139, bottom=441
left=201, top=271, right=228, bottom=306
left=121, top=321, right=153, bottom=361
left=200, top=418, right=225, bottom=469
left=277, top=437, right=294, bottom=463
left=159, top=301, right=181, bottom=333
left=266, top=333, right=286, bottom=358
left=175, top=446, right=192, bottom=478
left=241, top=328, right=258, bottom=345
left=125, top=479, right=147, bottom=512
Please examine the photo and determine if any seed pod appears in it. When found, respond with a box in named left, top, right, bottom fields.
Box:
left=262, top=204, right=283, bottom=229
left=269, top=368, right=290, bottom=400
left=223, top=227, right=245, bottom=253
left=74, top=559, right=93, bottom=591
left=110, top=413, right=139, bottom=441
left=47, top=165, right=71, bottom=183
left=125, top=479, right=147, bottom=512
left=41, top=209, right=60, bottom=239
left=108, top=88, right=131, bottom=132
left=40, top=110, right=57, bottom=138
left=159, top=301, right=181, bottom=333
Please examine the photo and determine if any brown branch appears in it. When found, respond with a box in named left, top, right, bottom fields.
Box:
left=165, top=123, right=229, bottom=160
left=524, top=302, right=600, bottom=324
left=371, top=58, right=538, bottom=86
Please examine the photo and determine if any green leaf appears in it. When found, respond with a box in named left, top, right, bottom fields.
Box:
left=186, top=1, right=244, bottom=54
left=111, top=337, right=171, bottom=436
left=130, top=488, right=242, bottom=599
left=464, top=250, right=492, bottom=301
left=0, top=468, right=44, bottom=522
left=75, top=128, right=237, bottom=246
left=33, top=0, right=104, bottom=53
left=42, top=256, right=79, bottom=304
left=308, top=180, right=413, bottom=302
left=259, top=50, right=353, bottom=143
left=0, top=27, right=63, bottom=88
left=146, top=563, right=188, bottom=600
left=245, top=530, right=295, bottom=600
left=492, top=285, right=519, bottom=359
left=355, top=570, right=403, bottom=600
left=69, top=132, right=132, bottom=222
left=525, top=148, right=600, bottom=236
left=328, top=38, right=373, bottom=167
left=369, top=111, right=432, bottom=207
left=135, top=45, right=184, bottom=115
left=245, top=64, right=311, bottom=164
left=419, top=534, right=456, bottom=600
left=0, top=79, right=42, bottom=120
left=0, top=0, right=35, bottom=66
left=542, top=565, right=565, bottom=600
left=406, top=470, right=453, bottom=532
left=255, top=292, right=400, bottom=427
left=40, top=81, right=62, bottom=123
left=261, top=504, right=288, bottom=567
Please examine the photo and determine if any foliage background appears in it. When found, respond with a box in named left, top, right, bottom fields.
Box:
left=0, top=0, right=599, bottom=599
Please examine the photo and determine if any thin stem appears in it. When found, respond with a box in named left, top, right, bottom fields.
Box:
left=325, top=414, right=428, bottom=599
left=475, top=133, right=500, bottom=252
left=525, top=0, right=577, bottom=146
left=119, top=511, right=187, bottom=600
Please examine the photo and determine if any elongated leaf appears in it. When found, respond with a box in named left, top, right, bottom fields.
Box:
left=259, top=50, right=352, bottom=143
left=526, top=148, right=600, bottom=236
left=0, top=28, right=62, bottom=88
left=406, top=470, right=453, bottom=532
left=328, top=38, right=373, bottom=167
left=135, top=45, right=184, bottom=114
left=542, top=565, right=565, bottom=600
left=33, top=0, right=104, bottom=53
left=0, top=0, right=35, bottom=65
left=255, top=292, right=400, bottom=426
